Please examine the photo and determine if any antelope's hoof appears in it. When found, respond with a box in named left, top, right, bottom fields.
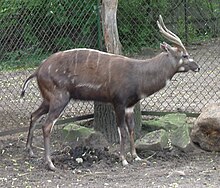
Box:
left=26, top=148, right=36, bottom=158
left=122, top=159, right=129, bottom=166
left=29, top=152, right=37, bottom=158
left=134, top=156, right=142, bottom=161
left=46, top=163, right=57, bottom=171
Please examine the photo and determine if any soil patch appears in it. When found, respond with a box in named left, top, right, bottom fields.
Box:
left=1, top=132, right=220, bottom=187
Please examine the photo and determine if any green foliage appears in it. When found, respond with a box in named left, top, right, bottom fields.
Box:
left=0, top=0, right=99, bottom=71
left=0, top=49, right=49, bottom=71
left=53, top=37, right=75, bottom=51
left=177, top=18, right=196, bottom=42
left=117, top=0, right=219, bottom=54
left=117, top=0, right=169, bottom=54
left=0, top=0, right=219, bottom=70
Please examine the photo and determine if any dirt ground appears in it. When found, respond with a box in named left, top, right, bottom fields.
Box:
left=0, top=39, right=219, bottom=187
left=1, top=128, right=220, bottom=188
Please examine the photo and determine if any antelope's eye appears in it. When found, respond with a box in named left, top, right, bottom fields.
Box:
left=182, top=54, right=188, bottom=58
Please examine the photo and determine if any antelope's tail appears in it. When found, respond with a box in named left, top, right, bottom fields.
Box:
left=20, top=72, right=37, bottom=98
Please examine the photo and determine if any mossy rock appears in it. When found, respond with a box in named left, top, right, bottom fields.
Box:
left=142, top=113, right=187, bottom=132
left=135, top=129, right=169, bottom=151
left=62, top=123, right=95, bottom=142
left=171, top=124, right=195, bottom=152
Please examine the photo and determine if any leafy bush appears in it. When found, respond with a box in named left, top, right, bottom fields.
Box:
left=117, top=0, right=170, bottom=54
left=0, top=0, right=100, bottom=70
left=0, top=49, right=49, bottom=71
left=0, top=0, right=219, bottom=70
left=117, top=0, right=219, bottom=54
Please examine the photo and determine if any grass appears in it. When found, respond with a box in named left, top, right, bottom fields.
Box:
left=0, top=50, right=50, bottom=71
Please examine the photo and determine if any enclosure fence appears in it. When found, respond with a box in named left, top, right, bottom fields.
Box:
left=0, top=0, right=219, bottom=133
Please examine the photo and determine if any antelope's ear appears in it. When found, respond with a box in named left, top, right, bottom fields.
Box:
left=160, top=42, right=171, bottom=52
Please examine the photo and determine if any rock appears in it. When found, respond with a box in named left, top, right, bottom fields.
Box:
left=171, top=124, right=195, bottom=152
left=168, top=170, right=186, bottom=177
left=191, top=103, right=220, bottom=151
left=85, top=131, right=109, bottom=149
left=76, top=157, right=83, bottom=164
left=135, top=129, right=169, bottom=151
left=142, top=113, right=187, bottom=132
left=62, top=123, right=110, bottom=150
left=62, top=123, right=95, bottom=142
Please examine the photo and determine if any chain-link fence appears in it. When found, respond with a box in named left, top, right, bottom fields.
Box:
left=0, top=0, right=219, bottom=133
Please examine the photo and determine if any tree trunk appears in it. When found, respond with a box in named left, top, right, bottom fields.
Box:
left=94, top=0, right=142, bottom=143
left=100, top=0, right=122, bottom=54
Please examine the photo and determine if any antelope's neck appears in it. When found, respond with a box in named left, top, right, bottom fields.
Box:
left=137, top=56, right=176, bottom=98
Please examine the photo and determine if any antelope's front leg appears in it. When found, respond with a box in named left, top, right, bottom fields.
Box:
left=117, top=126, right=129, bottom=166
left=125, top=107, right=142, bottom=162
left=114, top=106, right=129, bottom=166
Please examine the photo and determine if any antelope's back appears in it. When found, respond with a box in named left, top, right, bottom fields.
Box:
left=37, top=49, right=133, bottom=102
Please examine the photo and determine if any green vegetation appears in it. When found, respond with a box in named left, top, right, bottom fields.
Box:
left=0, top=0, right=99, bottom=71
left=117, top=0, right=170, bottom=54
left=0, top=49, right=49, bottom=71
left=118, top=0, right=220, bottom=54
left=0, top=0, right=219, bottom=70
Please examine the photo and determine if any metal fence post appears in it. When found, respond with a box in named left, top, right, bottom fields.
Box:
left=184, top=0, right=189, bottom=45
left=96, top=0, right=102, bottom=50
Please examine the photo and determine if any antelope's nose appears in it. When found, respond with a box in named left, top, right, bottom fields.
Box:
left=195, top=67, right=200, bottom=72
left=189, top=60, right=200, bottom=72
left=194, top=64, right=200, bottom=72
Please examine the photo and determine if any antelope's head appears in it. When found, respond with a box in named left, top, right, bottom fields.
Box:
left=157, top=15, right=200, bottom=73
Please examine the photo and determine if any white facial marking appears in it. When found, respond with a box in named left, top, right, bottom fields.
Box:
left=178, top=66, right=185, bottom=72
left=71, top=78, right=75, bottom=84
left=125, top=107, right=134, bottom=114
left=55, top=69, right=59, bottom=72
left=63, top=70, right=66, bottom=74
left=178, top=59, right=183, bottom=65
left=189, top=58, right=194, bottom=62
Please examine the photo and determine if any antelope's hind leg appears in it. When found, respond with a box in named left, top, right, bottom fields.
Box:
left=26, top=100, right=49, bottom=157
left=42, top=92, right=69, bottom=171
